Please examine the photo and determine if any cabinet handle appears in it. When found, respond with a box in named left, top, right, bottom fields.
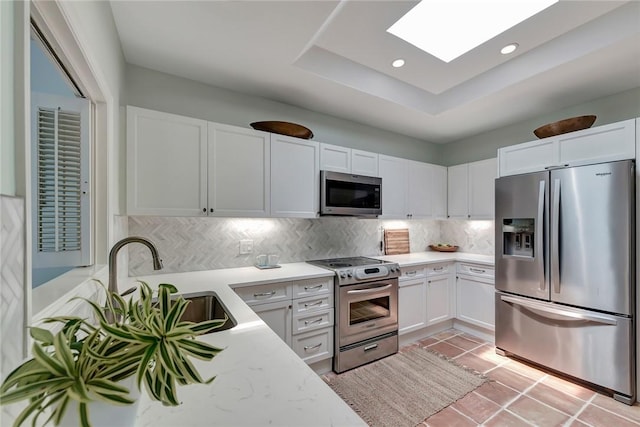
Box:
left=433, top=266, right=444, bottom=271
left=304, top=343, right=322, bottom=351
left=254, top=291, right=276, bottom=298
left=469, top=268, right=486, bottom=274
left=210, top=208, right=214, bottom=213
left=304, top=317, right=323, bottom=326
left=364, top=343, right=378, bottom=351
left=202, top=208, right=206, bottom=213
left=304, top=300, right=323, bottom=308
left=304, top=284, right=323, bottom=291
left=405, top=271, right=417, bottom=277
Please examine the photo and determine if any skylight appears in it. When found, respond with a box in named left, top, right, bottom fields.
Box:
left=387, top=0, right=558, bottom=63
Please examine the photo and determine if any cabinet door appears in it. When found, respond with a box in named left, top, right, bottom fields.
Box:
left=432, top=165, right=448, bottom=219
left=127, top=106, right=207, bottom=216
left=320, top=143, right=350, bottom=173
left=252, top=300, right=292, bottom=346
left=208, top=123, right=270, bottom=217
left=447, top=164, right=468, bottom=218
left=498, top=138, right=559, bottom=177
left=351, top=149, right=379, bottom=176
left=270, top=135, right=319, bottom=218
left=468, top=158, right=497, bottom=219
left=378, top=155, right=408, bottom=218
left=456, top=275, right=495, bottom=331
left=426, top=275, right=451, bottom=325
left=558, top=118, right=636, bottom=166
left=398, top=277, right=427, bottom=335
left=407, top=161, right=432, bottom=218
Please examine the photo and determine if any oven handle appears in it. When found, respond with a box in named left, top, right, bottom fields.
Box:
left=347, top=284, right=392, bottom=294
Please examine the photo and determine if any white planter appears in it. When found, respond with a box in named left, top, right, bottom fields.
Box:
left=60, top=377, right=140, bottom=427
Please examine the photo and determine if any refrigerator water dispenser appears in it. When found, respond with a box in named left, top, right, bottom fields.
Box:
left=502, top=219, right=535, bottom=257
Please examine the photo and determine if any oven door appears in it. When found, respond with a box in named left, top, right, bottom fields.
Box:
left=338, top=279, right=398, bottom=346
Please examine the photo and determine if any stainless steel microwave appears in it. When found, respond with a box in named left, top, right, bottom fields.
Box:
left=320, top=170, right=382, bottom=217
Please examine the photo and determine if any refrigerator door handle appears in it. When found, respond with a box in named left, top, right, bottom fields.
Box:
left=536, top=180, right=546, bottom=291
left=500, top=295, right=618, bottom=326
left=551, top=178, right=561, bottom=294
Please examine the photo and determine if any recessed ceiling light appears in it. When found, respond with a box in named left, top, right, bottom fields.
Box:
left=392, top=59, right=405, bottom=68
left=387, top=0, right=557, bottom=63
left=501, top=43, right=519, bottom=55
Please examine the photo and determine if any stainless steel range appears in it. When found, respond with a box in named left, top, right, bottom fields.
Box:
left=307, top=256, right=400, bottom=373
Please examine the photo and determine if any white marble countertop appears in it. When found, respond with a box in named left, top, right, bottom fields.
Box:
left=377, top=251, right=494, bottom=267
left=129, top=253, right=494, bottom=426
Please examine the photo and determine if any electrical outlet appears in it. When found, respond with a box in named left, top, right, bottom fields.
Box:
left=239, top=239, right=253, bottom=255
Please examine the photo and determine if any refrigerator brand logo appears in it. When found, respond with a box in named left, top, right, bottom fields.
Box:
left=595, top=172, right=612, bottom=177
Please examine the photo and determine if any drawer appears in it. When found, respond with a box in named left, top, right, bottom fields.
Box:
left=399, top=266, right=426, bottom=280
left=293, top=277, right=333, bottom=299
left=457, top=263, right=495, bottom=279
left=292, top=294, right=333, bottom=315
left=234, top=281, right=292, bottom=306
left=425, top=262, right=451, bottom=277
left=292, top=327, right=333, bottom=364
left=292, top=308, right=333, bottom=335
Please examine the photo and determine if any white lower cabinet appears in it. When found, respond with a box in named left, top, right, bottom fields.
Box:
left=398, top=275, right=427, bottom=335
left=234, top=277, right=334, bottom=364
left=252, top=300, right=292, bottom=346
left=426, top=276, right=452, bottom=325
left=456, top=263, right=495, bottom=330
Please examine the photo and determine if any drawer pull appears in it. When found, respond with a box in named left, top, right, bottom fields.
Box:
left=470, top=268, right=486, bottom=274
left=433, top=266, right=444, bottom=271
left=405, top=271, right=417, bottom=277
left=304, top=284, right=324, bottom=291
left=304, top=343, right=322, bottom=351
left=364, top=343, right=378, bottom=352
left=304, top=317, right=323, bottom=326
left=254, top=291, right=276, bottom=298
left=304, top=300, right=323, bottom=308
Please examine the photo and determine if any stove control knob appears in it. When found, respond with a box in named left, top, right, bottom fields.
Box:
left=339, top=271, right=347, bottom=278
left=347, top=271, right=353, bottom=277
left=389, top=267, right=396, bottom=273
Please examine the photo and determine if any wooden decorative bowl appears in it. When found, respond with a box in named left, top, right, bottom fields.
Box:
left=250, top=121, right=314, bottom=139
left=429, top=244, right=459, bottom=252
left=533, top=115, right=596, bottom=139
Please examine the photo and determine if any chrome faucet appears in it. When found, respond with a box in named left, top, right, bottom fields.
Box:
left=108, top=236, right=163, bottom=297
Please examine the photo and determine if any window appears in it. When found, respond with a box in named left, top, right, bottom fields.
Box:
left=30, top=25, right=92, bottom=288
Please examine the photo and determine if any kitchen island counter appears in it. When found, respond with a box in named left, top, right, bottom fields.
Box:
left=126, top=263, right=365, bottom=427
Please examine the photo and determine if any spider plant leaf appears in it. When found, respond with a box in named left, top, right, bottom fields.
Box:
left=0, top=378, right=71, bottom=404
left=53, top=332, right=76, bottom=376
left=13, top=393, right=47, bottom=427
left=158, top=283, right=179, bottom=294
left=158, top=341, right=182, bottom=377
left=168, top=342, right=202, bottom=384
left=29, top=327, right=54, bottom=345
left=175, top=338, right=223, bottom=360
left=0, top=359, right=40, bottom=392
left=68, top=377, right=92, bottom=403
left=160, top=369, right=179, bottom=406
left=79, top=402, right=90, bottom=427
left=136, top=342, right=158, bottom=390
left=92, top=390, right=137, bottom=406
left=32, top=343, right=66, bottom=377
left=52, top=395, right=71, bottom=426
left=164, top=298, right=188, bottom=332
left=187, top=317, right=227, bottom=335
left=158, top=285, right=171, bottom=319
left=86, top=378, right=130, bottom=395
left=0, top=368, right=53, bottom=394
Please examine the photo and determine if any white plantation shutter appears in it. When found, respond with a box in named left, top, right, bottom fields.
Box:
left=32, top=93, right=91, bottom=268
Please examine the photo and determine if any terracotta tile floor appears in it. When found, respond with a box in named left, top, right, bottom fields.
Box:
left=418, top=329, right=640, bottom=427
left=325, top=328, right=640, bottom=426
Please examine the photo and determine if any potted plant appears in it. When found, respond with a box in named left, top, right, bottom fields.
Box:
left=0, top=281, right=226, bottom=427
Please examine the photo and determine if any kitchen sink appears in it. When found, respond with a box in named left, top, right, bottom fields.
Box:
left=179, top=291, right=237, bottom=333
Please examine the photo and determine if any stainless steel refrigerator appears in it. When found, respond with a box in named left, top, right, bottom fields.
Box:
left=495, top=159, right=635, bottom=404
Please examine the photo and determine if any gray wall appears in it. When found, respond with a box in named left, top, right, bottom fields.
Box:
left=440, top=87, right=640, bottom=166
left=124, top=64, right=442, bottom=164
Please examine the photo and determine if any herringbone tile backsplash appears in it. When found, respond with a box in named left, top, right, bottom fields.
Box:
left=128, top=216, right=494, bottom=276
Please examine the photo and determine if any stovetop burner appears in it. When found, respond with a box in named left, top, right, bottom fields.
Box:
left=307, top=256, right=388, bottom=269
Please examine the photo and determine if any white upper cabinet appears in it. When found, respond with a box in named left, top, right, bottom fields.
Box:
left=498, top=119, right=636, bottom=177
left=380, top=155, right=447, bottom=219
left=378, top=155, right=409, bottom=218
left=127, top=106, right=207, bottom=216
left=271, top=134, right=319, bottom=218
left=448, top=158, right=497, bottom=219
left=351, top=149, right=379, bottom=176
left=208, top=123, right=270, bottom=217
left=447, top=164, right=468, bottom=219
left=319, top=143, right=350, bottom=173
left=320, top=143, right=379, bottom=176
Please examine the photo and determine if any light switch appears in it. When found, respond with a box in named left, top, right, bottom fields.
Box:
left=239, top=239, right=253, bottom=255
